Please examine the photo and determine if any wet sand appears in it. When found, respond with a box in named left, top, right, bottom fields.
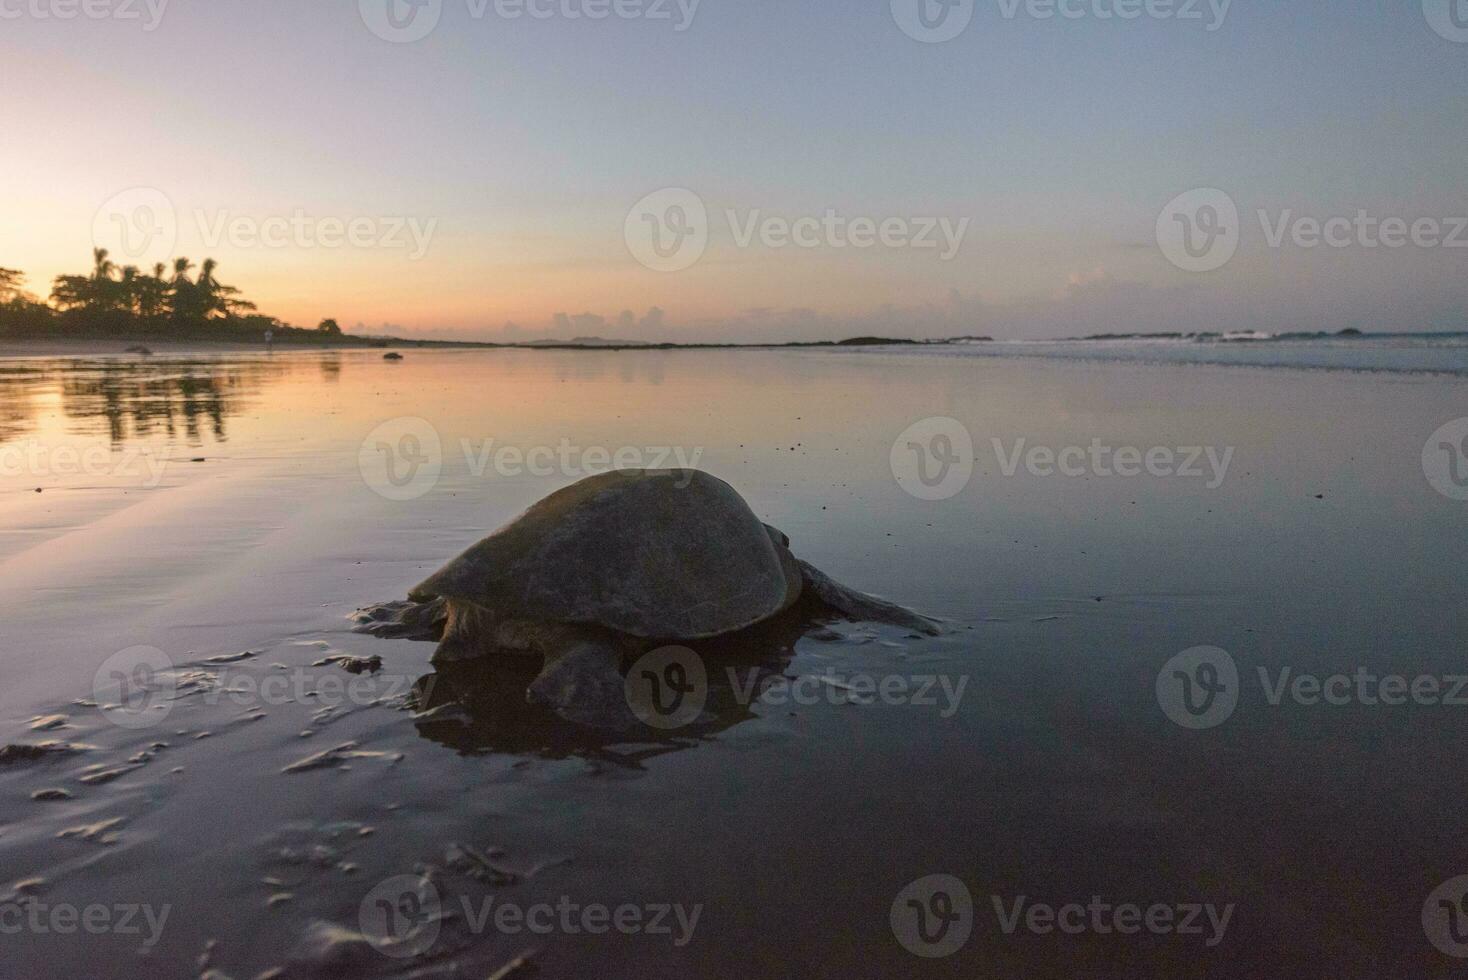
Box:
left=0, top=349, right=1465, bottom=978
left=0, top=339, right=298, bottom=359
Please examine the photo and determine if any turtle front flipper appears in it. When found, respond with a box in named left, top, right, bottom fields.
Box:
left=795, top=560, right=944, bottom=636
left=526, top=631, right=635, bottom=729
left=351, top=597, right=447, bottom=641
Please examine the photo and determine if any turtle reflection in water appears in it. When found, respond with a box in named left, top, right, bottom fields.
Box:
left=356, top=469, right=939, bottom=725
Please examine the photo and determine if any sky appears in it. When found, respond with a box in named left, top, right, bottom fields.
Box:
left=1, top=0, right=1465, bottom=342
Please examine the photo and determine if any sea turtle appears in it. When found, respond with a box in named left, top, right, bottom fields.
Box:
left=356, top=469, right=939, bottom=723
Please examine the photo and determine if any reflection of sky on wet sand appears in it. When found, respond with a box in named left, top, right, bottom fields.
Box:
left=0, top=349, right=1465, bottom=979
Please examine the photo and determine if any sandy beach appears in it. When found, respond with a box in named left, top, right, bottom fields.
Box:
left=0, top=347, right=1464, bottom=978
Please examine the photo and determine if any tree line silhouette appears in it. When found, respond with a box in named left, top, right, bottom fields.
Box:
left=0, top=250, right=345, bottom=343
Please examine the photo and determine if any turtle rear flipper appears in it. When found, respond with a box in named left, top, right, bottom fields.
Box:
left=796, top=560, right=944, bottom=636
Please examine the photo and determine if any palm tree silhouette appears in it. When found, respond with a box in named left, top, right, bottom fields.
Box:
left=117, top=265, right=141, bottom=315
left=88, top=248, right=119, bottom=310
left=20, top=249, right=307, bottom=339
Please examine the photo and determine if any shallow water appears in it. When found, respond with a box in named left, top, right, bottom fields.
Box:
left=927, top=332, right=1468, bottom=375
left=0, top=348, right=1465, bottom=978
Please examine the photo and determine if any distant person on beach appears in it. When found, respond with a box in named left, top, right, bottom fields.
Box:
left=264, top=328, right=273, bottom=352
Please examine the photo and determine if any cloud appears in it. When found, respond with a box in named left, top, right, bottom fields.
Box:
left=379, top=268, right=1467, bottom=344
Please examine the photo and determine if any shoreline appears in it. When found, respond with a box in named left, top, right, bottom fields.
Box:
left=0, top=336, right=933, bottom=360
left=0, top=338, right=497, bottom=360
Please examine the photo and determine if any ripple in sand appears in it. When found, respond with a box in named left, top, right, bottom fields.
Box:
left=57, top=816, right=125, bottom=846
left=282, top=741, right=403, bottom=774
